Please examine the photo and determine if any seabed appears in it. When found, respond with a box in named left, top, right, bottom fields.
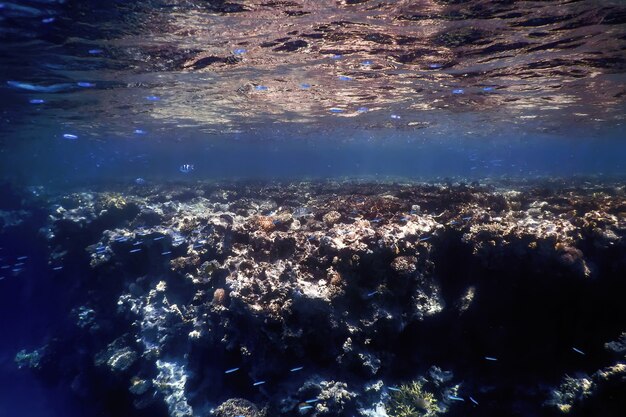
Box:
left=2, top=178, right=625, bottom=417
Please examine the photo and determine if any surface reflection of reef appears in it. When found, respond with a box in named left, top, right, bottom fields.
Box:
left=1, top=0, right=625, bottom=135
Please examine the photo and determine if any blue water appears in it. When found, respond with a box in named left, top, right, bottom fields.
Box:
left=0, top=229, right=84, bottom=417
left=1, top=0, right=625, bottom=416
left=1, top=126, right=625, bottom=186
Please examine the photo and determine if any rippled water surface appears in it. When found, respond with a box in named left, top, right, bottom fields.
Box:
left=1, top=0, right=625, bottom=179
left=0, top=0, right=626, bottom=174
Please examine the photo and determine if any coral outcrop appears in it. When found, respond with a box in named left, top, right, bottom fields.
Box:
left=4, top=179, right=625, bottom=417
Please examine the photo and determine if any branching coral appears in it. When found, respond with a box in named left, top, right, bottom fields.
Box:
left=386, top=381, right=440, bottom=417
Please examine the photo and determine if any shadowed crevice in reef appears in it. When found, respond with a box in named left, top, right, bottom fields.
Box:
left=4, top=179, right=626, bottom=417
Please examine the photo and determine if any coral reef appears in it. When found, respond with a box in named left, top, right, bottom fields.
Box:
left=4, top=179, right=626, bottom=417
left=386, top=381, right=439, bottom=417
left=14, top=346, right=46, bottom=370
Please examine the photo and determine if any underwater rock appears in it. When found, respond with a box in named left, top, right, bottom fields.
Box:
left=0, top=209, right=30, bottom=231
left=154, top=360, right=193, bottom=417
left=214, top=398, right=265, bottom=417
left=322, top=210, right=342, bottom=226
left=605, top=332, right=626, bottom=356
left=546, top=332, right=626, bottom=415
left=316, top=380, right=356, bottom=415
left=14, top=346, right=46, bottom=370
left=94, top=337, right=138, bottom=372
left=547, top=375, right=594, bottom=413
left=75, top=306, right=97, bottom=329
left=284, top=378, right=356, bottom=416
left=254, top=215, right=276, bottom=232
left=390, top=256, right=417, bottom=274
left=11, top=180, right=626, bottom=417
left=129, top=377, right=151, bottom=396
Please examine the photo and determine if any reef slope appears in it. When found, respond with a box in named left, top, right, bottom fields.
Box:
left=5, top=180, right=626, bottom=417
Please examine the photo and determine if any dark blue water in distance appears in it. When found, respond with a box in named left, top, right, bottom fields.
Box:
left=0, top=1, right=625, bottom=416
left=2, top=128, right=626, bottom=185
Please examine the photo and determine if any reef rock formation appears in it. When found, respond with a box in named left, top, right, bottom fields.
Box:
left=5, top=180, right=626, bottom=417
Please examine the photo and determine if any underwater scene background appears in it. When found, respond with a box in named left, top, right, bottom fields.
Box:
left=1, top=1, right=625, bottom=417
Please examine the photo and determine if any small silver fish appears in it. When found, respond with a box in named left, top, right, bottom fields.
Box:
left=179, top=164, right=194, bottom=174
left=7, top=81, right=73, bottom=93
left=1, top=3, right=42, bottom=17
